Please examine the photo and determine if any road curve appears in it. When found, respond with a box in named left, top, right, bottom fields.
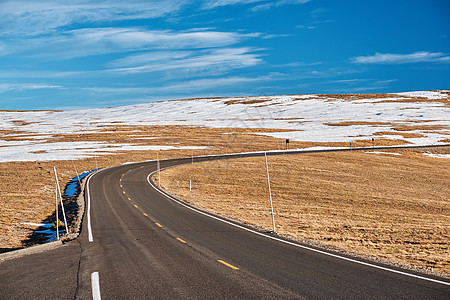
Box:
left=1, top=145, right=449, bottom=299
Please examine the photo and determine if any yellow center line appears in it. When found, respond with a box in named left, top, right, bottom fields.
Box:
left=217, top=260, right=239, bottom=270
left=128, top=197, right=131, bottom=201
left=143, top=213, right=148, bottom=217
left=122, top=191, right=126, bottom=194
left=176, top=238, right=187, bottom=244
left=155, top=223, right=162, bottom=228
left=120, top=184, right=123, bottom=188
left=134, top=204, right=138, bottom=208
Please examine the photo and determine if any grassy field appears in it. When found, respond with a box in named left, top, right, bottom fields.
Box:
left=159, top=146, right=450, bottom=276
left=0, top=125, right=305, bottom=251
left=1, top=121, right=449, bottom=278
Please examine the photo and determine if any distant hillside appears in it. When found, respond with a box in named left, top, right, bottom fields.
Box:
left=0, top=90, right=449, bottom=162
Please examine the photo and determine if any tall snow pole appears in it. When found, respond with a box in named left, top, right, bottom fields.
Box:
left=72, top=160, right=81, bottom=186
left=54, top=167, right=69, bottom=235
left=157, top=152, right=160, bottom=186
left=190, top=151, right=193, bottom=191
left=55, top=183, right=59, bottom=240
left=265, top=152, right=276, bottom=233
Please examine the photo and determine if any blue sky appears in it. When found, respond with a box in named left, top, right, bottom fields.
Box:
left=0, top=0, right=449, bottom=110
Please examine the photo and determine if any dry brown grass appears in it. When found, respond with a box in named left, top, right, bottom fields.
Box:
left=318, top=92, right=449, bottom=106
left=1, top=121, right=449, bottom=277
left=215, top=92, right=450, bottom=107
left=0, top=153, right=169, bottom=250
left=0, top=125, right=300, bottom=250
left=0, top=160, right=84, bottom=249
left=174, top=92, right=450, bottom=107
left=159, top=147, right=450, bottom=275
left=319, top=93, right=398, bottom=100
left=373, top=131, right=425, bottom=139
left=393, top=124, right=449, bottom=132
left=224, top=98, right=272, bottom=105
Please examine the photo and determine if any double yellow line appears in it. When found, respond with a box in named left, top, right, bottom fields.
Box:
left=121, top=172, right=240, bottom=271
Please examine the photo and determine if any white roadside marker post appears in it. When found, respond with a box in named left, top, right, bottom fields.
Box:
left=55, top=184, right=59, bottom=240
left=72, top=160, right=81, bottom=186
left=54, top=167, right=69, bottom=235
left=157, top=152, right=160, bottom=187
left=265, top=152, right=276, bottom=233
left=191, top=151, right=194, bottom=191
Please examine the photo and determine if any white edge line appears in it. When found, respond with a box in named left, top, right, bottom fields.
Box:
left=91, top=272, right=101, bottom=300
left=86, top=173, right=94, bottom=242
left=146, top=170, right=450, bottom=286
left=85, top=166, right=112, bottom=243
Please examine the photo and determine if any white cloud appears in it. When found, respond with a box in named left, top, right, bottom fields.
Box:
left=261, top=34, right=291, bottom=39
left=83, top=87, right=152, bottom=94
left=0, top=0, right=187, bottom=37
left=202, top=0, right=263, bottom=9
left=84, top=75, right=272, bottom=95
left=0, top=70, right=85, bottom=79
left=107, top=47, right=263, bottom=74
left=330, top=79, right=369, bottom=84
left=352, top=51, right=450, bottom=64
left=252, top=0, right=311, bottom=11
left=0, top=83, right=62, bottom=93
left=202, top=0, right=310, bottom=10
left=10, top=27, right=252, bottom=60
left=134, top=75, right=273, bottom=93
left=108, top=51, right=192, bottom=68
left=296, top=25, right=316, bottom=30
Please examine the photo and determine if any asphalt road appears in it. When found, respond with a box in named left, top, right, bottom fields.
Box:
left=1, top=145, right=449, bottom=299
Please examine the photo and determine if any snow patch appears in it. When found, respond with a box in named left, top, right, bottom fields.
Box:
left=20, top=222, right=52, bottom=228
left=396, top=90, right=449, bottom=100
left=365, top=151, right=402, bottom=156
left=1, top=91, right=449, bottom=163
left=0, top=141, right=209, bottom=162
left=423, top=153, right=450, bottom=158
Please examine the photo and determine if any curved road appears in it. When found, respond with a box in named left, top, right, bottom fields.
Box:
left=1, top=145, right=449, bottom=299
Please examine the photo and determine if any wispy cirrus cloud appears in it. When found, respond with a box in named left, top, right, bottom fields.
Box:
left=0, top=70, right=85, bottom=79
left=152, top=75, right=272, bottom=92
left=252, top=0, right=311, bottom=11
left=0, top=0, right=310, bottom=38
left=352, top=51, right=450, bottom=64
left=107, top=47, right=263, bottom=75
left=7, top=27, right=254, bottom=60
left=202, top=0, right=310, bottom=10
left=0, top=0, right=187, bottom=37
left=202, top=0, right=263, bottom=9
left=330, top=78, right=369, bottom=84
left=0, top=83, right=63, bottom=93
left=85, top=75, right=273, bottom=95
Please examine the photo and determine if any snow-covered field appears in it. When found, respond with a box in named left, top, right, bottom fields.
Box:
left=0, top=90, right=449, bottom=162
